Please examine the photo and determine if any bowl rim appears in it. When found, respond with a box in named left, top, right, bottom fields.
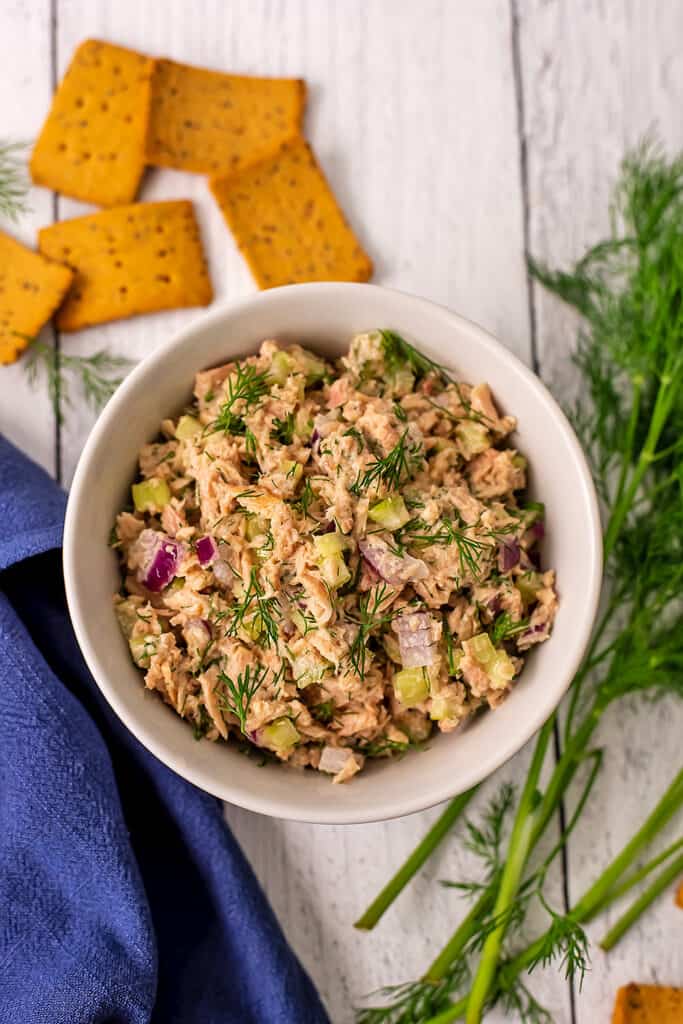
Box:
left=63, top=282, right=603, bottom=823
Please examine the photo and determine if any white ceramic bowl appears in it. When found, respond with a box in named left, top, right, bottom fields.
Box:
left=64, top=283, right=602, bottom=824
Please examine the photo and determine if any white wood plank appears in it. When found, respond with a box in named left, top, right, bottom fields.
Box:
left=50, top=2, right=572, bottom=1022
left=0, top=0, right=56, bottom=474
left=520, top=2, right=683, bottom=1020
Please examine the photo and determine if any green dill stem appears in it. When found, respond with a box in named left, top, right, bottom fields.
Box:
left=603, top=361, right=681, bottom=559
left=589, top=836, right=683, bottom=917
left=611, top=373, right=643, bottom=514
left=354, top=787, right=477, bottom=931
left=465, top=718, right=554, bottom=1024
left=423, top=885, right=495, bottom=984
left=568, top=765, right=683, bottom=924
left=599, top=849, right=683, bottom=952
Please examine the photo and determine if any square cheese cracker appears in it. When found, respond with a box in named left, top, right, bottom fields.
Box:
left=210, top=136, right=373, bottom=289
left=0, top=232, right=73, bottom=364
left=30, top=39, right=153, bottom=207
left=38, top=200, right=213, bottom=332
left=612, top=983, right=683, bottom=1023
left=146, top=58, right=306, bottom=175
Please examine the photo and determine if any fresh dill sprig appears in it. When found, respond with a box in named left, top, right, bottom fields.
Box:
left=291, top=476, right=315, bottom=518
left=211, top=362, right=270, bottom=435
left=380, top=329, right=452, bottom=384
left=395, top=516, right=495, bottom=582
left=24, top=339, right=132, bottom=424
left=490, top=612, right=530, bottom=644
left=350, top=429, right=423, bottom=496
left=216, top=662, right=274, bottom=733
left=353, top=142, right=683, bottom=1024
left=347, top=583, right=396, bottom=679
left=226, top=567, right=280, bottom=648
left=271, top=412, right=295, bottom=445
left=0, top=140, right=29, bottom=221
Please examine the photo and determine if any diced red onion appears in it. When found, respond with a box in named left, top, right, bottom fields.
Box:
left=185, top=617, right=212, bottom=646
left=212, top=558, right=234, bottom=588
left=196, top=535, right=218, bottom=566
left=393, top=612, right=441, bottom=668
left=319, top=746, right=355, bottom=775
left=531, top=520, right=545, bottom=541
left=359, top=537, right=429, bottom=587
left=498, top=538, right=520, bottom=573
left=309, top=429, right=320, bottom=450
left=136, top=530, right=183, bottom=592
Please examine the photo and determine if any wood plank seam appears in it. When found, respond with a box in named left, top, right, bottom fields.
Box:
left=509, top=2, right=577, bottom=1021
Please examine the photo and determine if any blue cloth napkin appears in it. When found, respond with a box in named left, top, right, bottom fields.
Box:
left=0, top=435, right=330, bottom=1024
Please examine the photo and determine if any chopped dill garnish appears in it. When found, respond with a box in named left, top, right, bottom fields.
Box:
left=342, top=426, right=365, bottom=451
left=350, top=429, right=423, bottom=496
left=380, top=329, right=452, bottom=383
left=226, top=567, right=280, bottom=648
left=291, top=476, right=315, bottom=518
left=244, top=428, right=257, bottom=458
left=211, top=362, right=270, bottom=435
left=192, top=704, right=212, bottom=741
left=347, top=583, right=396, bottom=679
left=216, top=662, right=283, bottom=734
left=311, top=700, right=335, bottom=724
left=395, top=515, right=495, bottom=581
left=271, top=412, right=295, bottom=445
left=24, top=339, right=132, bottom=425
left=491, top=612, right=530, bottom=644
left=392, top=401, right=408, bottom=423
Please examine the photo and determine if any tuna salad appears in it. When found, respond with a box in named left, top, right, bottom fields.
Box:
left=113, top=331, right=557, bottom=783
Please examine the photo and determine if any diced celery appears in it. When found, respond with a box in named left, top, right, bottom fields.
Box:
left=168, top=576, right=185, bottom=592
left=430, top=692, right=462, bottom=722
left=282, top=460, right=303, bottom=485
left=132, top=477, right=171, bottom=513
left=387, top=367, right=415, bottom=396
left=512, top=453, right=527, bottom=470
left=455, top=422, right=491, bottom=458
left=129, top=634, right=157, bottom=668
left=243, top=614, right=265, bottom=642
left=291, top=653, right=327, bottom=687
left=468, top=632, right=496, bottom=667
left=245, top=515, right=267, bottom=541
left=314, top=532, right=346, bottom=558
left=430, top=438, right=459, bottom=454
left=295, top=408, right=314, bottom=438
left=368, top=496, right=410, bottom=531
left=261, top=717, right=300, bottom=751
left=516, top=572, right=543, bottom=605
left=115, top=600, right=138, bottom=638
left=320, top=554, right=351, bottom=590
left=175, top=415, right=201, bottom=440
left=299, top=350, right=328, bottom=384
left=489, top=651, right=516, bottom=688
left=393, top=667, right=430, bottom=707
left=270, top=350, right=296, bottom=384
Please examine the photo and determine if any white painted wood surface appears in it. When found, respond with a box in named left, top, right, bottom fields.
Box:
left=1, top=2, right=682, bottom=1022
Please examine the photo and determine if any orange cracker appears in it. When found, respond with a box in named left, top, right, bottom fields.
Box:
left=676, top=878, right=683, bottom=908
left=145, top=58, right=306, bottom=174
left=612, top=983, right=683, bottom=1023
left=38, top=200, right=213, bottom=332
left=0, top=232, right=73, bottom=365
left=210, top=136, right=373, bottom=289
left=30, top=38, right=153, bottom=207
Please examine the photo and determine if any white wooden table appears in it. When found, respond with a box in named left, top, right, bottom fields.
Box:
left=2, top=3, right=682, bottom=1021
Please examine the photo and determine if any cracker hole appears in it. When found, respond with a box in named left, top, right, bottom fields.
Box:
left=156, top=274, right=171, bottom=283
left=124, top=114, right=132, bottom=124
left=119, top=286, right=128, bottom=295
left=156, top=249, right=167, bottom=257
left=114, top=260, right=123, bottom=268
left=75, top=97, right=84, bottom=108
left=100, top=101, right=109, bottom=112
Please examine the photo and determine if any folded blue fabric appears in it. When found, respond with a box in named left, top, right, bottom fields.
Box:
left=0, top=435, right=330, bottom=1024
